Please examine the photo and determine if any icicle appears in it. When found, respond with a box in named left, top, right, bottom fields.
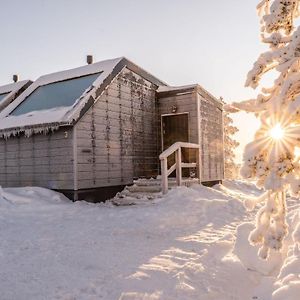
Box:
left=0, top=124, right=59, bottom=139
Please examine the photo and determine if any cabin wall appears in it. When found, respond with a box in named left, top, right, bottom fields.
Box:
left=157, top=90, right=224, bottom=182
left=75, top=67, right=159, bottom=190
left=0, top=128, right=74, bottom=189
left=157, top=92, right=198, bottom=147
left=157, top=92, right=199, bottom=178
left=198, top=92, right=224, bottom=181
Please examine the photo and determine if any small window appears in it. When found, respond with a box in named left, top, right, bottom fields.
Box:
left=10, top=72, right=101, bottom=116
left=0, top=92, right=9, bottom=103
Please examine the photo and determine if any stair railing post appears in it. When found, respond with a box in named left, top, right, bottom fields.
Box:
left=161, top=158, right=168, bottom=194
left=175, top=147, right=182, bottom=186
left=196, top=146, right=201, bottom=184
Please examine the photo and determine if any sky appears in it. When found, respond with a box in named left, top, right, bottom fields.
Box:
left=0, top=0, right=266, bottom=161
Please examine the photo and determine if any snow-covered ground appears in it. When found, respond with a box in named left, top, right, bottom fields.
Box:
left=0, top=181, right=299, bottom=300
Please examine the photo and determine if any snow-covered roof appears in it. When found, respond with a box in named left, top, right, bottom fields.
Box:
left=0, top=57, right=166, bottom=138
left=157, top=83, right=222, bottom=105
left=157, top=84, right=198, bottom=93
left=0, top=80, right=32, bottom=112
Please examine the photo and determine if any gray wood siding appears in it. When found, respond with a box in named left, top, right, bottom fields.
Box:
left=0, top=128, right=74, bottom=189
left=198, top=92, right=224, bottom=181
left=158, top=92, right=198, bottom=147
left=158, top=92, right=199, bottom=179
left=75, top=68, right=159, bottom=189
left=158, top=90, right=224, bottom=182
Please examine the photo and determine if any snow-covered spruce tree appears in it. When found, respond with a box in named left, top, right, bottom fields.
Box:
left=228, top=0, right=300, bottom=260
left=224, top=111, right=240, bottom=179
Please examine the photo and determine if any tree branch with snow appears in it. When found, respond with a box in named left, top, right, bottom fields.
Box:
left=233, top=1, right=300, bottom=298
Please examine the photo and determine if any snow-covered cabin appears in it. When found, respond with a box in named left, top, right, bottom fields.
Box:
left=0, top=80, right=32, bottom=112
left=0, top=57, right=224, bottom=201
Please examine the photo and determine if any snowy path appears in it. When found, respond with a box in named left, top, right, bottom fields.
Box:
left=0, top=182, right=277, bottom=299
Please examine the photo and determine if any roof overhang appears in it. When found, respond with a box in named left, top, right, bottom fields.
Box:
left=157, top=84, right=223, bottom=109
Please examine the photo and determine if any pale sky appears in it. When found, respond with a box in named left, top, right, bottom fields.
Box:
left=0, top=0, right=266, bottom=161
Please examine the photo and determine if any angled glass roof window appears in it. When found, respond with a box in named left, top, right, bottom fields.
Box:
left=0, top=92, right=9, bottom=103
left=10, top=72, right=101, bottom=116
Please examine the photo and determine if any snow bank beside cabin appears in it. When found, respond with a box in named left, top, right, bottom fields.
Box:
left=0, top=181, right=294, bottom=300
left=0, top=186, right=68, bottom=207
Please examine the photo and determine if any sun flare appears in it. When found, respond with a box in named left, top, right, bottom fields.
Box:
left=269, top=124, right=285, bottom=140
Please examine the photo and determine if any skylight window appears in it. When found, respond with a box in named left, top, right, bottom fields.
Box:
left=0, top=92, right=9, bottom=103
left=10, top=72, right=101, bottom=116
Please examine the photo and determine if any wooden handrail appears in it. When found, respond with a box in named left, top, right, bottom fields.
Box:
left=159, top=142, right=200, bottom=160
left=160, top=142, right=201, bottom=194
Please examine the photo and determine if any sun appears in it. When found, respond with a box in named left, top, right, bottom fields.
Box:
left=269, top=124, right=285, bottom=140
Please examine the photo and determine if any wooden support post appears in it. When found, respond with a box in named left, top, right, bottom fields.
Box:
left=196, top=94, right=202, bottom=185
left=161, top=158, right=168, bottom=194
left=159, top=142, right=202, bottom=194
left=175, top=148, right=182, bottom=186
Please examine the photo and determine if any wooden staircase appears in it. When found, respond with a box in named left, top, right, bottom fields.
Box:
left=111, top=177, right=200, bottom=206
left=159, top=142, right=201, bottom=194
left=112, top=142, right=202, bottom=205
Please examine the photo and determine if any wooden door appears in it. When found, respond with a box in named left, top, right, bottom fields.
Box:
left=162, top=114, right=189, bottom=175
left=162, top=113, right=189, bottom=150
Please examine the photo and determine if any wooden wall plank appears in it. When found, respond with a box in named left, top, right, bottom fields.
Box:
left=0, top=128, right=74, bottom=189
left=76, top=67, right=159, bottom=189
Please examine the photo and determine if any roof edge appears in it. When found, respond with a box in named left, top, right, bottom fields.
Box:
left=0, top=80, right=33, bottom=112
left=120, top=57, right=168, bottom=87
left=157, top=83, right=222, bottom=106
left=157, top=84, right=198, bottom=95
left=0, top=80, right=32, bottom=94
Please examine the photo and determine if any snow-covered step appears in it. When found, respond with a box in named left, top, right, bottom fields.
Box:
left=133, top=178, right=161, bottom=187
left=111, top=177, right=200, bottom=206
left=173, top=178, right=200, bottom=187
left=111, top=187, right=161, bottom=206
left=133, top=177, right=200, bottom=188
left=126, top=184, right=162, bottom=193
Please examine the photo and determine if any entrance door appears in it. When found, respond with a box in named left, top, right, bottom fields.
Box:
left=162, top=113, right=189, bottom=150
left=162, top=114, right=189, bottom=175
